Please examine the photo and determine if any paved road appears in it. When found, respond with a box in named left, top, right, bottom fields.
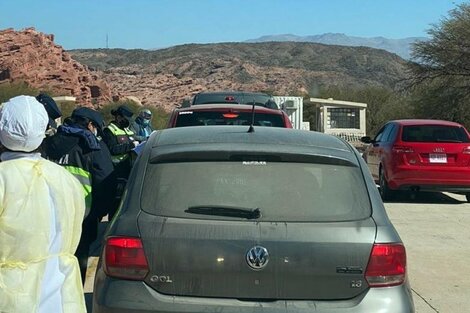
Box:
left=84, top=191, right=470, bottom=312
left=385, top=191, right=470, bottom=313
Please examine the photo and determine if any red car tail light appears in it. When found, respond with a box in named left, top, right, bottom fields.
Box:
left=463, top=146, right=470, bottom=154
left=104, top=237, right=149, bottom=280
left=392, top=145, right=414, bottom=153
left=365, top=243, right=406, bottom=287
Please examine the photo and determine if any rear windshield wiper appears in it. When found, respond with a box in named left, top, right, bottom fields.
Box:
left=185, top=205, right=261, bottom=219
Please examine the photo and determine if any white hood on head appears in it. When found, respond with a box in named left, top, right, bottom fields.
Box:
left=0, top=95, right=48, bottom=152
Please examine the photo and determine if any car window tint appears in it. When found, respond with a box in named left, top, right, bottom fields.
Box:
left=141, top=162, right=371, bottom=222
left=379, top=124, right=393, bottom=142
left=175, top=111, right=285, bottom=127
left=193, top=94, right=275, bottom=107
left=386, top=124, right=398, bottom=142
left=374, top=126, right=386, bottom=142
left=402, top=125, right=470, bottom=143
left=193, top=94, right=240, bottom=104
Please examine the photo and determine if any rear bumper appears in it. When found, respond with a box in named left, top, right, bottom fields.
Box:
left=93, top=270, right=414, bottom=313
left=388, top=165, right=470, bottom=191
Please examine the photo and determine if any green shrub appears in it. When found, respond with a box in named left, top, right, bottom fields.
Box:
left=146, top=106, right=170, bottom=130
left=0, top=82, right=39, bottom=103
left=0, top=82, right=171, bottom=129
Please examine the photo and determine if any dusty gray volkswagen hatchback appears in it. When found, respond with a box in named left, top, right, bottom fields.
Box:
left=93, top=126, right=414, bottom=313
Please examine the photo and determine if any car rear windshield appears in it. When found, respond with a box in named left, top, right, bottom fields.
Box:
left=193, top=94, right=277, bottom=108
left=141, top=162, right=371, bottom=222
left=175, top=111, right=285, bottom=127
left=402, top=125, right=470, bottom=143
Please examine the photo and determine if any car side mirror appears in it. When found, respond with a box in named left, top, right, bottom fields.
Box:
left=360, top=136, right=373, bottom=144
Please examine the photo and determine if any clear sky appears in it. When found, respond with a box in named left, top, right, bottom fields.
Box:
left=0, top=0, right=466, bottom=49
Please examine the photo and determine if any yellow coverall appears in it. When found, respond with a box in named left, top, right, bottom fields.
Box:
left=0, top=155, right=86, bottom=313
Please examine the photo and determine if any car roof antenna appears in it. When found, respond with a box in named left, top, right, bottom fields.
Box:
left=248, top=98, right=255, bottom=133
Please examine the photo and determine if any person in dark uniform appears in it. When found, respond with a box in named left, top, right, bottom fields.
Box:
left=102, top=105, right=138, bottom=218
left=102, top=105, right=137, bottom=179
left=43, top=107, right=116, bottom=284
left=36, top=93, right=62, bottom=136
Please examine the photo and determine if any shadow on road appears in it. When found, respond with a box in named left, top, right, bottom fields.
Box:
left=84, top=220, right=109, bottom=312
left=385, top=191, right=466, bottom=205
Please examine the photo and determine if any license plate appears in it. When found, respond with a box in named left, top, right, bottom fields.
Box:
left=429, top=153, right=447, bottom=163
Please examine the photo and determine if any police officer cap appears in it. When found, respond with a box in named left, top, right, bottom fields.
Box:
left=36, top=93, right=62, bottom=128
left=72, top=107, right=105, bottom=130
left=36, top=93, right=62, bottom=119
left=111, top=105, right=133, bottom=118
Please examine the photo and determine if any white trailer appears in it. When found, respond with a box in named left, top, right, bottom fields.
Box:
left=272, top=96, right=308, bottom=130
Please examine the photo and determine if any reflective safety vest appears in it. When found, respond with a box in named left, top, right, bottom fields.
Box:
left=64, top=165, right=92, bottom=216
left=106, top=123, right=135, bottom=164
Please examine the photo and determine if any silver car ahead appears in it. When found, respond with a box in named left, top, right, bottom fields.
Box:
left=93, top=126, right=414, bottom=313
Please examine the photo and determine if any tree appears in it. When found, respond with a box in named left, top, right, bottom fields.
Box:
left=408, top=3, right=470, bottom=126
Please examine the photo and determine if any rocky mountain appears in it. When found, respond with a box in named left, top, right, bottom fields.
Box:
left=246, top=33, right=427, bottom=59
left=0, top=28, right=112, bottom=106
left=0, top=28, right=410, bottom=112
left=70, top=42, right=408, bottom=110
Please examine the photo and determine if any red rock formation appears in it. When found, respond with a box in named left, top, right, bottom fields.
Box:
left=0, top=28, right=112, bottom=106
left=103, top=65, right=312, bottom=111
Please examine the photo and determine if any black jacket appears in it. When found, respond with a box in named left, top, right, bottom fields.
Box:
left=102, top=121, right=135, bottom=179
left=43, top=124, right=117, bottom=219
left=102, top=121, right=135, bottom=156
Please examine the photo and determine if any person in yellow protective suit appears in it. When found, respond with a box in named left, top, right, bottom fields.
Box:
left=0, top=96, right=86, bottom=313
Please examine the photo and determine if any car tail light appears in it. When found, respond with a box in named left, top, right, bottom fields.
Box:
left=365, top=243, right=406, bottom=287
left=223, top=113, right=239, bottom=119
left=104, top=237, right=149, bottom=280
left=225, top=96, right=235, bottom=102
left=392, top=145, right=414, bottom=153
left=463, top=146, right=470, bottom=154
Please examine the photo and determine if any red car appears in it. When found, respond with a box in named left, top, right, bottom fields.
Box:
left=362, top=119, right=470, bottom=201
left=167, top=104, right=293, bottom=128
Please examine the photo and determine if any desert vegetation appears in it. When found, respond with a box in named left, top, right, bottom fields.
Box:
left=0, top=82, right=169, bottom=130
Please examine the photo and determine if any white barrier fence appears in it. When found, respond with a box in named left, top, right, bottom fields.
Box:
left=331, top=132, right=367, bottom=152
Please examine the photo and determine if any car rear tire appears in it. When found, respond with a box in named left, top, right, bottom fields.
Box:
left=379, top=168, right=395, bottom=201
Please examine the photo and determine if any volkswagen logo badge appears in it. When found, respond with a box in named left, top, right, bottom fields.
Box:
left=246, top=246, right=269, bottom=270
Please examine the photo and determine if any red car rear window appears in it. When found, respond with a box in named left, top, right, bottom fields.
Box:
left=402, top=125, right=470, bottom=143
left=175, top=111, right=285, bottom=128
